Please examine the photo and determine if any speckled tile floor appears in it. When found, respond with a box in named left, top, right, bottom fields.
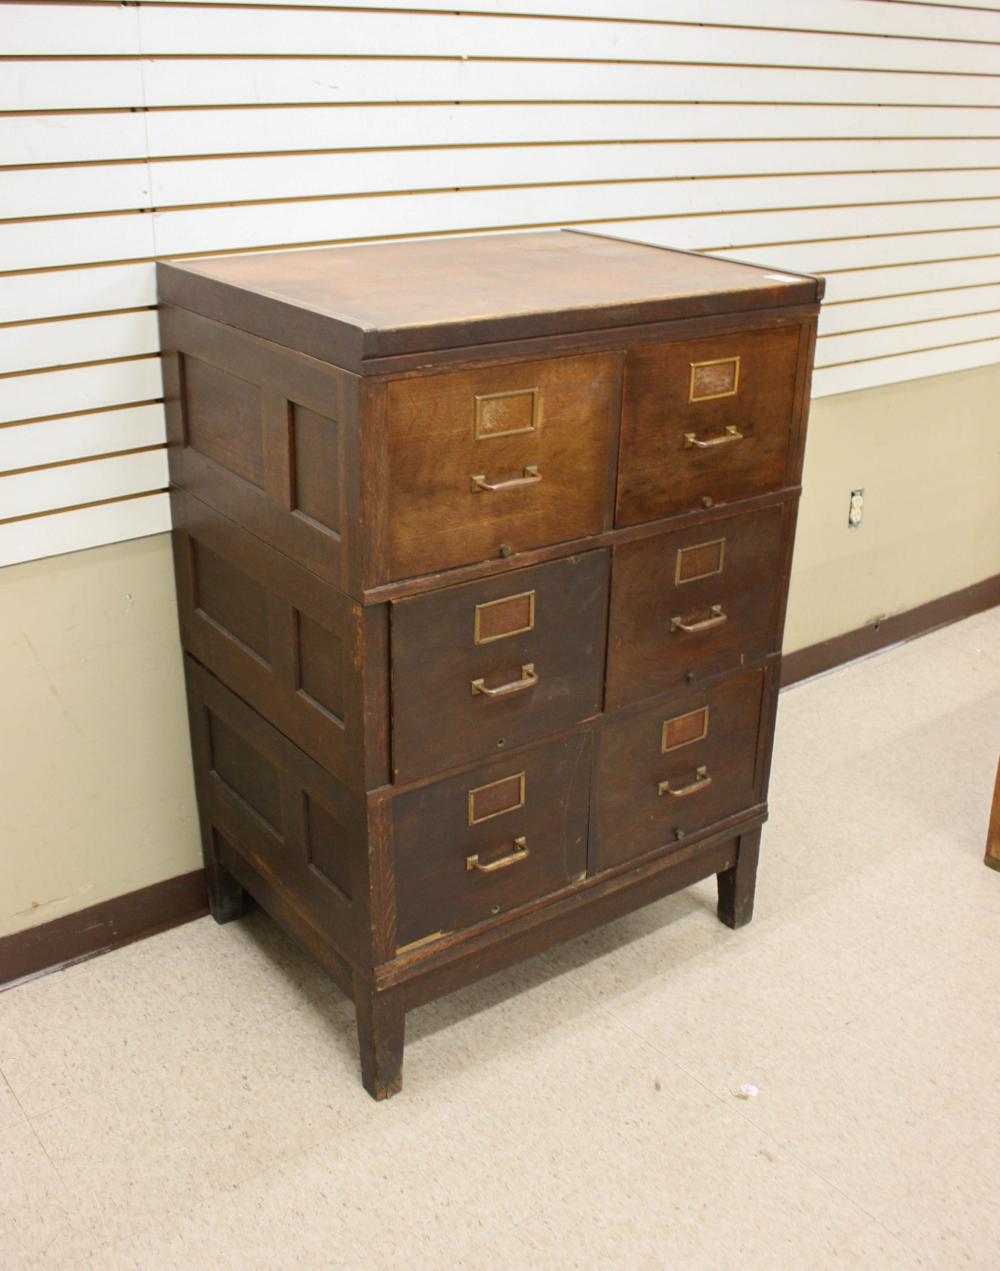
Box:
left=2, top=610, right=999, bottom=1270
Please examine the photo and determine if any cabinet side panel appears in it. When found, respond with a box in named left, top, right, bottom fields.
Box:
left=183, top=656, right=368, bottom=965
left=159, top=304, right=360, bottom=595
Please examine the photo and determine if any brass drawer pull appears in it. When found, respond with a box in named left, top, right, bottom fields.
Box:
left=671, top=604, right=727, bottom=634
left=470, top=465, right=541, bottom=493
left=683, top=425, right=743, bottom=450
left=658, top=767, right=712, bottom=798
left=466, top=836, right=529, bottom=873
left=471, top=663, right=538, bottom=698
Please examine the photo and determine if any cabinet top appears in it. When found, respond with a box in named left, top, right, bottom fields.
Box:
left=157, top=230, right=823, bottom=373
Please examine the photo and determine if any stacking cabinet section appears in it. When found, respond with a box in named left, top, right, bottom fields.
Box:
left=160, top=231, right=821, bottom=1098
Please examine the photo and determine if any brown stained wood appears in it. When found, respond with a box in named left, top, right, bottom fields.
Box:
left=986, top=756, right=1000, bottom=871
left=160, top=305, right=358, bottom=593
left=184, top=656, right=368, bottom=964
left=384, top=834, right=743, bottom=1008
left=172, top=489, right=375, bottom=790
left=0, top=871, right=207, bottom=993
left=392, top=731, right=592, bottom=951
left=354, top=976, right=405, bottom=1100
left=591, top=669, right=766, bottom=874
left=362, top=485, right=800, bottom=606
left=382, top=352, right=618, bottom=580
left=161, top=232, right=820, bottom=1097
left=717, top=827, right=762, bottom=929
left=607, top=504, right=787, bottom=707
left=391, top=550, right=609, bottom=782
left=616, top=324, right=804, bottom=527
left=157, top=232, right=821, bottom=372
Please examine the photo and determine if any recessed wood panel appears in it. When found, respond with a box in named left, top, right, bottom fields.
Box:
left=191, top=538, right=270, bottom=664
left=161, top=307, right=355, bottom=594
left=291, top=401, right=340, bottom=534
left=182, top=353, right=264, bottom=487
left=296, top=611, right=345, bottom=724
left=185, top=657, right=365, bottom=962
left=172, top=489, right=376, bottom=790
left=207, top=709, right=283, bottom=834
left=304, top=793, right=352, bottom=902
left=393, top=731, right=592, bottom=950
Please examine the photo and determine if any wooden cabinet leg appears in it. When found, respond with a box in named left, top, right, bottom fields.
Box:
left=354, top=977, right=405, bottom=1101
left=717, top=828, right=761, bottom=930
left=985, top=755, right=1000, bottom=872
left=205, top=833, right=247, bottom=925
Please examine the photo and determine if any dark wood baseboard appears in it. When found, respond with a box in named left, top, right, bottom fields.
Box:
left=0, top=869, right=207, bottom=992
left=781, top=574, right=1000, bottom=688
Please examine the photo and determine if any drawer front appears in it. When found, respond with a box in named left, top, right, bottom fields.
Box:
left=591, top=669, right=765, bottom=874
left=385, top=353, right=618, bottom=581
left=391, top=551, right=610, bottom=783
left=616, top=326, right=802, bottom=527
left=393, top=731, right=592, bottom=951
left=606, top=505, right=786, bottom=707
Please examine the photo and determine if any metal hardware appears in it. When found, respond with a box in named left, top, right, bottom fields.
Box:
left=684, top=426, right=743, bottom=450
left=471, top=465, right=541, bottom=493
left=474, top=387, right=539, bottom=440
left=467, top=771, right=526, bottom=825
left=474, top=590, right=536, bottom=645
left=661, top=706, right=710, bottom=754
left=689, top=355, right=741, bottom=402
left=675, top=537, right=726, bottom=585
left=671, top=604, right=727, bottom=635
left=685, top=671, right=695, bottom=684
left=467, top=836, right=529, bottom=873
left=471, top=663, right=538, bottom=698
left=701, top=496, right=714, bottom=508
left=498, top=543, right=512, bottom=558
left=658, top=767, right=712, bottom=799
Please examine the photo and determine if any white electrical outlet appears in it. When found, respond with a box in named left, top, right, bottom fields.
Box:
left=848, top=488, right=864, bottom=528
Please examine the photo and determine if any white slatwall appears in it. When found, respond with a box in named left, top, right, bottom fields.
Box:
left=2, top=0, right=1000, bottom=566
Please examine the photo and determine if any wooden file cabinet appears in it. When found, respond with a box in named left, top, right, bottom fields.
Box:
left=158, top=230, right=822, bottom=1099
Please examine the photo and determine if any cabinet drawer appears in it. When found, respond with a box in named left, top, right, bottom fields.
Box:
left=606, top=505, right=786, bottom=707
left=616, top=326, right=802, bottom=527
left=393, top=732, right=592, bottom=951
left=591, top=669, right=765, bottom=873
left=385, top=353, right=618, bottom=580
left=391, top=551, right=609, bottom=783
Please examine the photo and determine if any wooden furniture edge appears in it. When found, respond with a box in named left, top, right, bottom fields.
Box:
left=0, top=869, right=207, bottom=993
left=986, top=754, right=1000, bottom=872
left=781, top=573, right=1000, bottom=687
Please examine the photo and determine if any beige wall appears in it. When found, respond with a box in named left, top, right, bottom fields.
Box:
left=786, top=361, right=1000, bottom=651
left=2, top=362, right=999, bottom=938
left=1, top=534, right=200, bottom=939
